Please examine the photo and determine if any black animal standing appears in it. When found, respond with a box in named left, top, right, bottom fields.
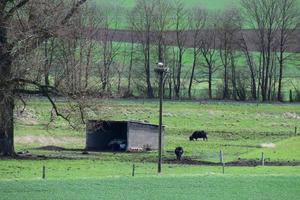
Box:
left=175, top=147, right=184, bottom=160
left=189, top=131, right=208, bottom=141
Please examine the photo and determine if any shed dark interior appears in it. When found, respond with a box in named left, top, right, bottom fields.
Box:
left=86, top=121, right=127, bottom=151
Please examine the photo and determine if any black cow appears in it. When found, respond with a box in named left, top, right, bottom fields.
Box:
left=175, top=147, right=184, bottom=160
left=189, top=131, right=208, bottom=141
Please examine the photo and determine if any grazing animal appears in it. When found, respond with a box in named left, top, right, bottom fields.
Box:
left=189, top=131, right=208, bottom=141
left=175, top=147, right=184, bottom=160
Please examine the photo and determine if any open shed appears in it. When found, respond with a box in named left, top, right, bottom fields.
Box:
left=85, top=120, right=164, bottom=151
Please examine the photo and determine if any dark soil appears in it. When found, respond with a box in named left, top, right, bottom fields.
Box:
left=165, top=157, right=300, bottom=167
left=34, top=146, right=66, bottom=151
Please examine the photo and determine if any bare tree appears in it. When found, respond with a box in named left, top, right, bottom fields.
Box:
left=0, top=0, right=87, bottom=156
left=187, top=7, right=207, bottom=99
left=199, top=30, right=218, bottom=99
left=239, top=33, right=258, bottom=100
left=130, top=0, right=156, bottom=98
left=84, top=3, right=121, bottom=95
left=216, top=7, right=242, bottom=100
left=152, top=0, right=172, bottom=63
left=276, top=0, right=299, bottom=101
left=126, top=36, right=135, bottom=96
left=171, top=0, right=188, bottom=99
left=241, top=0, right=280, bottom=101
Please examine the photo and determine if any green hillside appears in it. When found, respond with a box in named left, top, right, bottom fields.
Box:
left=91, top=0, right=235, bottom=10
left=91, top=0, right=300, bottom=10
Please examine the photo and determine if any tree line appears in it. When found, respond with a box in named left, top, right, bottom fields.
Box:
left=13, top=0, right=300, bottom=102
left=51, top=0, right=300, bottom=102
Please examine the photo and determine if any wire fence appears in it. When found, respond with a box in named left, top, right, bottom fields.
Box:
left=7, top=145, right=299, bottom=181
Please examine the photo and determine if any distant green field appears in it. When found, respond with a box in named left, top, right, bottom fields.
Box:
left=91, top=0, right=235, bottom=10
left=1, top=175, right=300, bottom=200
left=91, top=0, right=300, bottom=10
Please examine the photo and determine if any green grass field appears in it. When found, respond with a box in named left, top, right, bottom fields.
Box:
left=1, top=98, right=300, bottom=199
left=1, top=158, right=300, bottom=180
left=1, top=175, right=300, bottom=200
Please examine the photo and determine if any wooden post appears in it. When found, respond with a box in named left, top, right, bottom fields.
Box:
left=158, top=69, right=163, bottom=174
left=261, top=152, right=265, bottom=166
left=295, top=127, right=297, bottom=136
left=220, top=150, right=224, bottom=164
left=155, top=63, right=168, bottom=174
left=132, top=164, right=135, bottom=177
left=42, top=166, right=46, bottom=179
left=220, top=150, right=225, bottom=174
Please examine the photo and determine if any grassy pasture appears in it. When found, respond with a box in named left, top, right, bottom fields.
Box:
left=242, top=136, right=300, bottom=161
left=2, top=98, right=300, bottom=199
left=1, top=158, right=300, bottom=180
left=1, top=175, right=300, bottom=200
left=13, top=98, right=300, bottom=163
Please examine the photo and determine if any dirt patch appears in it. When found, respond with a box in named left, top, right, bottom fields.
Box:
left=165, top=158, right=300, bottom=166
left=259, top=143, right=276, bottom=148
left=165, top=158, right=219, bottom=166
left=283, top=112, right=300, bottom=120
left=15, top=135, right=83, bottom=146
left=35, top=146, right=66, bottom=151
left=2, top=152, right=300, bottom=166
left=226, top=159, right=300, bottom=167
left=15, top=109, right=38, bottom=125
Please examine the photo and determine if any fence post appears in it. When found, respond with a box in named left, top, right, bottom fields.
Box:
left=289, top=90, right=293, bottom=102
left=261, top=152, right=265, bottom=166
left=132, top=164, right=135, bottom=177
left=220, top=150, right=225, bottom=174
left=42, top=166, right=46, bottom=179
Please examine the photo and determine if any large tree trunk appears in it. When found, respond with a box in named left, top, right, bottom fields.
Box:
left=277, top=55, right=284, bottom=101
left=145, top=37, right=154, bottom=98
left=127, top=42, right=134, bottom=93
left=0, top=54, right=15, bottom=156
left=0, top=55, right=15, bottom=156
left=0, top=93, right=15, bottom=156
left=230, top=54, right=237, bottom=101
left=0, top=17, right=15, bottom=156
left=188, top=49, right=197, bottom=99
left=174, top=48, right=183, bottom=99
left=208, top=65, right=212, bottom=99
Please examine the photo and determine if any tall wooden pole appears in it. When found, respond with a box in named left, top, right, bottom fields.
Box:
left=158, top=71, right=163, bottom=173
left=155, top=62, right=168, bottom=174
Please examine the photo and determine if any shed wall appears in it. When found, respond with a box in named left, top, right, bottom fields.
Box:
left=127, top=122, right=164, bottom=150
